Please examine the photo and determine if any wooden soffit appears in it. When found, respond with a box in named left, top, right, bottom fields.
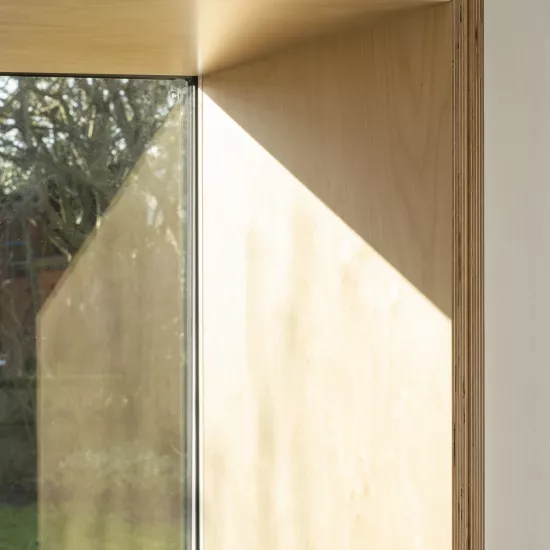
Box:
left=0, top=0, right=447, bottom=76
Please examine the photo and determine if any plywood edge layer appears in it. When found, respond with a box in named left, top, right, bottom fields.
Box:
left=452, top=0, right=484, bottom=548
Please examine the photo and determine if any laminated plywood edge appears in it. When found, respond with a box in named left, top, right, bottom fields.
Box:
left=452, top=0, right=484, bottom=549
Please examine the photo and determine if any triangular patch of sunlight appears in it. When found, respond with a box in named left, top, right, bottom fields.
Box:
left=203, top=95, right=451, bottom=550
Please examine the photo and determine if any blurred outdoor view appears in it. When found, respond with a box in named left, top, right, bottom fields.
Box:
left=0, top=76, right=191, bottom=549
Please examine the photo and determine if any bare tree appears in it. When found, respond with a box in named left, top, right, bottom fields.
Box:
left=0, top=77, right=184, bottom=259
left=0, top=77, right=186, bottom=375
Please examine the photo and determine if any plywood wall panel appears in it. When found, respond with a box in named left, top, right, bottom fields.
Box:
left=202, top=5, right=452, bottom=550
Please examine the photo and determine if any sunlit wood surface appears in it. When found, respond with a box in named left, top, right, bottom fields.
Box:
left=202, top=6, right=453, bottom=550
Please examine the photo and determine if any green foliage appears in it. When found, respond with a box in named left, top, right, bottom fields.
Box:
left=0, top=504, right=37, bottom=550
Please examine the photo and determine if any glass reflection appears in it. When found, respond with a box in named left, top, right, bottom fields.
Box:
left=0, top=76, right=191, bottom=549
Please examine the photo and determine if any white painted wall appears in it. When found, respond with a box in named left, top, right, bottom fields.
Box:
left=486, top=0, right=550, bottom=547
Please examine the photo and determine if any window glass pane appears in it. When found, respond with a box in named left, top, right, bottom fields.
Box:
left=0, top=76, right=193, bottom=550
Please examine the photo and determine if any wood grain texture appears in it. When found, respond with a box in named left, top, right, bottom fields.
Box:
left=0, top=0, right=196, bottom=76
left=197, top=0, right=446, bottom=73
left=452, top=0, right=484, bottom=549
left=201, top=6, right=452, bottom=550
left=0, top=0, right=447, bottom=75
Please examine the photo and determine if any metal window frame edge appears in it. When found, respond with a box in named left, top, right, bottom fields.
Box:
left=186, top=75, right=201, bottom=550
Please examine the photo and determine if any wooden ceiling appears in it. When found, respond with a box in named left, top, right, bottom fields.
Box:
left=0, top=0, right=446, bottom=76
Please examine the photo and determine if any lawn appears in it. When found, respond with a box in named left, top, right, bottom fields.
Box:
left=0, top=504, right=184, bottom=550
left=0, top=505, right=37, bottom=550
